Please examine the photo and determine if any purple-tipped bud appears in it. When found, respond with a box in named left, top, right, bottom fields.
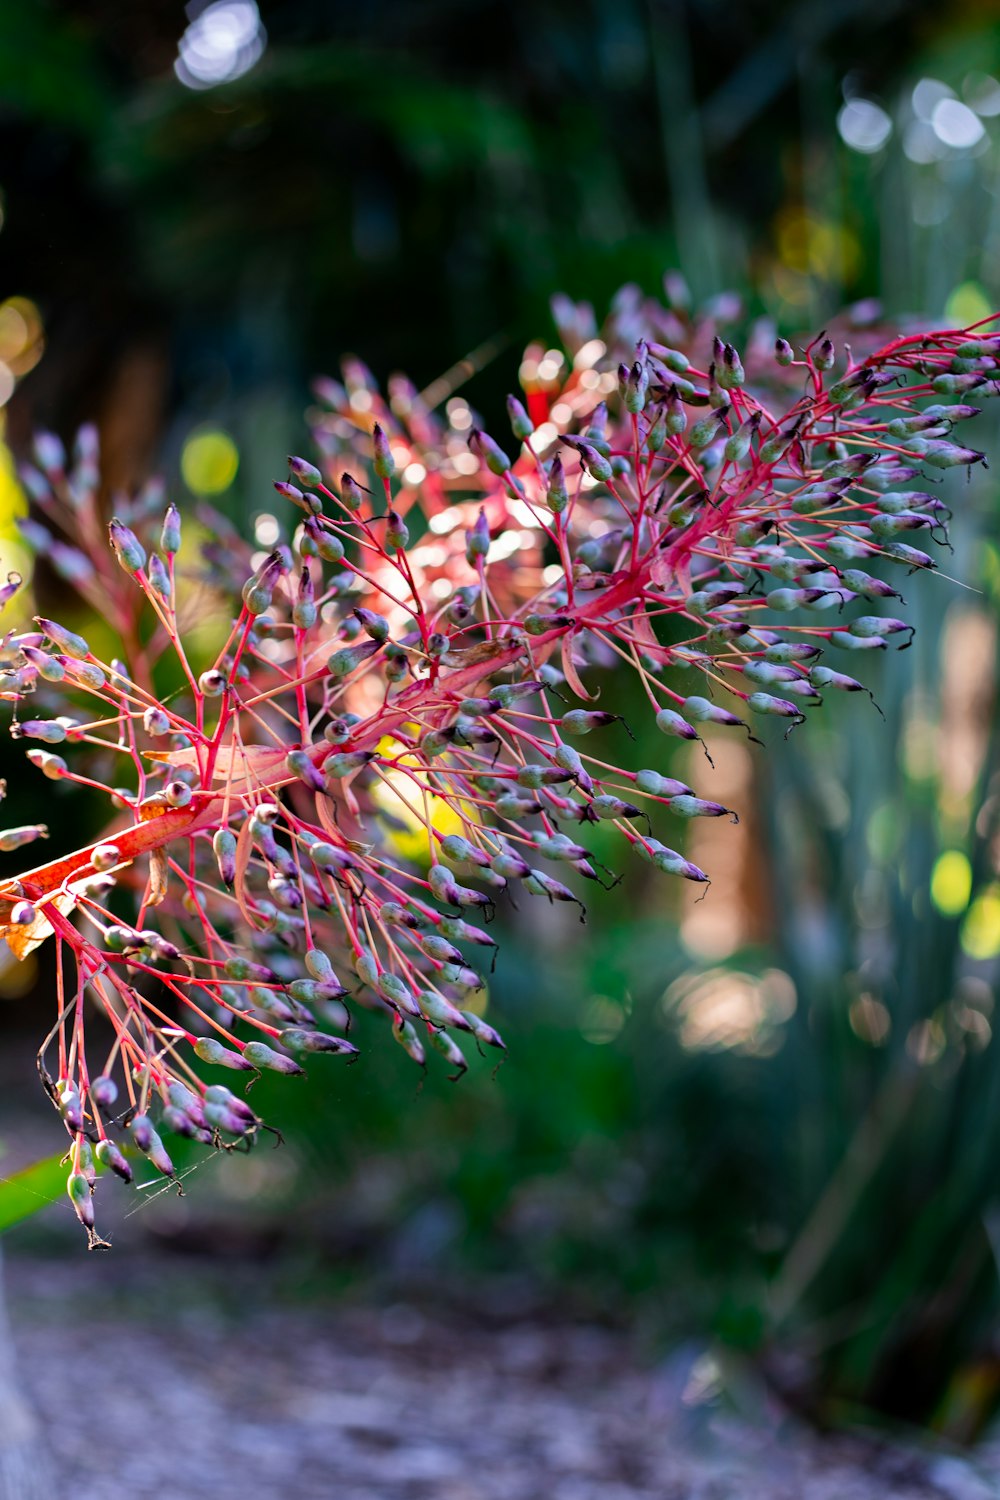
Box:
left=193, top=1037, right=254, bottom=1071
left=288, top=454, right=323, bottom=488
left=95, top=1137, right=133, bottom=1183
left=385, top=510, right=409, bottom=550
left=36, top=620, right=90, bottom=661
left=560, top=709, right=619, bottom=735
left=340, top=473, right=366, bottom=511
left=279, top=1029, right=359, bottom=1056
left=324, top=750, right=375, bottom=778
left=286, top=749, right=325, bottom=791
left=199, top=668, right=227, bottom=696
left=0, top=823, right=49, bottom=851
left=17, top=717, right=65, bottom=741
left=242, top=1040, right=305, bottom=1075
left=655, top=708, right=699, bottom=740
left=143, top=706, right=171, bottom=737
left=462, top=1011, right=506, bottom=1049
left=546, top=455, right=569, bottom=515
left=354, top=606, right=389, bottom=642
left=109, top=519, right=146, bottom=576
left=213, top=828, right=237, bottom=887
left=392, top=1015, right=426, bottom=1066
left=465, top=507, right=491, bottom=562
left=147, top=553, right=171, bottom=602
left=561, top=436, right=613, bottom=483
left=372, top=423, right=395, bottom=479
left=469, top=428, right=512, bottom=477
left=67, top=1171, right=95, bottom=1230
left=814, top=338, right=835, bottom=371
left=506, top=395, right=534, bottom=440
left=161, top=504, right=182, bottom=555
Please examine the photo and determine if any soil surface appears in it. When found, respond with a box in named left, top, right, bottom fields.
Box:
left=5, top=1253, right=1000, bottom=1500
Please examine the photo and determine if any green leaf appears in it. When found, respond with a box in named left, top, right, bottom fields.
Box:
left=0, top=1153, right=67, bottom=1233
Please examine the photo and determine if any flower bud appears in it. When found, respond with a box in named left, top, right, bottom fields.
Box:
left=91, top=843, right=121, bottom=872
left=143, top=706, right=171, bottom=736
left=242, top=1040, right=305, bottom=1075
left=354, top=606, right=389, bottom=642
left=18, top=720, right=67, bottom=744
left=546, top=455, right=569, bottom=515
left=469, top=428, right=512, bottom=477
left=95, top=1138, right=133, bottom=1183
left=634, top=769, right=693, bottom=797
left=683, top=696, right=747, bottom=730
left=148, top=552, right=171, bottom=603
left=378, top=971, right=421, bottom=1017
left=324, top=750, right=374, bottom=779
left=288, top=454, right=323, bottom=488
left=213, top=828, right=237, bottom=887
left=747, top=691, right=806, bottom=723
left=279, top=1028, right=359, bottom=1056
left=385, top=510, right=409, bottom=550
left=560, top=709, right=619, bottom=735
left=655, top=708, right=699, bottom=740
left=814, top=338, right=835, bottom=371
left=0, top=823, right=48, bottom=851
left=193, top=1037, right=254, bottom=1071
left=368, top=422, right=394, bottom=480
left=36, top=615, right=90, bottom=657
left=90, top=1075, right=118, bottom=1110
left=561, top=436, right=613, bottom=482
left=717, top=342, right=746, bottom=388
left=287, top=748, right=325, bottom=791
left=848, top=615, right=914, bottom=645
left=67, top=1171, right=94, bottom=1230
left=161, top=504, right=182, bottom=555
left=724, top=412, right=760, bottom=464
left=199, top=669, right=227, bottom=696
left=688, top=410, right=727, bottom=448
left=461, top=1011, right=507, bottom=1049
left=391, top=1015, right=426, bottom=1066
left=109, top=518, right=147, bottom=576
left=428, top=1028, right=468, bottom=1077
left=506, top=395, right=534, bottom=440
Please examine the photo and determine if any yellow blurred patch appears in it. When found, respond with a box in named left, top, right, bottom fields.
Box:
left=931, top=850, right=972, bottom=916
left=945, top=281, right=993, bottom=329
left=181, top=429, right=239, bottom=496
left=371, top=739, right=475, bottom=863
left=961, top=885, right=1000, bottom=960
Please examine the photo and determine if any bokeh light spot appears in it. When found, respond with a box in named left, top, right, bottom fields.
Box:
left=932, top=98, right=985, bottom=149
left=961, top=885, right=1000, bottom=960
left=181, top=429, right=239, bottom=495
left=913, top=78, right=954, bottom=121
left=964, top=73, right=1000, bottom=117
left=837, top=98, right=892, bottom=154
left=175, top=0, right=266, bottom=90
left=931, top=850, right=972, bottom=916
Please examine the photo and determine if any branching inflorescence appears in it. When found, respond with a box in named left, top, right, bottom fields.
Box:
left=2, top=284, right=997, bottom=1244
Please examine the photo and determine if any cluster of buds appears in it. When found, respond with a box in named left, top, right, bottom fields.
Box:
left=3, top=283, right=997, bottom=1245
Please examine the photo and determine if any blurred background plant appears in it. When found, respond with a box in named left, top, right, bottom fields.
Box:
left=2, top=0, right=1000, bottom=1446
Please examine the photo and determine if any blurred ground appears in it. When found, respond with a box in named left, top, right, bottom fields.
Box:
left=6, top=1252, right=1000, bottom=1500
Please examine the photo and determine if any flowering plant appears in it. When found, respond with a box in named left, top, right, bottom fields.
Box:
left=2, top=285, right=996, bottom=1246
